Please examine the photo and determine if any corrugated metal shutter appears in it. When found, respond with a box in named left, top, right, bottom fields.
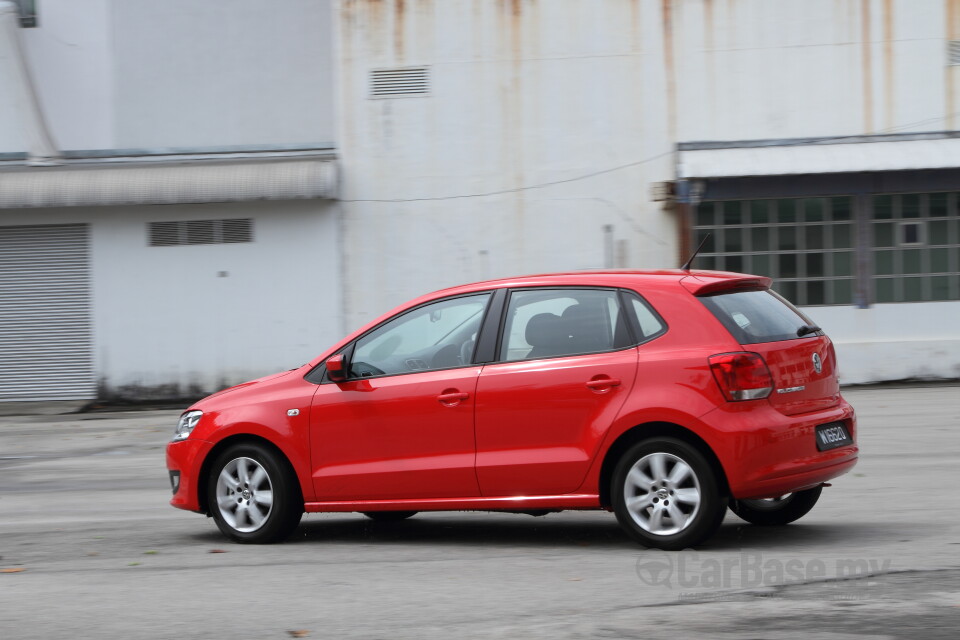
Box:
left=0, top=224, right=94, bottom=401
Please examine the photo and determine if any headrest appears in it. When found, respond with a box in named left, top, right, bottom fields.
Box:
left=561, top=303, right=608, bottom=351
left=525, top=312, right=565, bottom=347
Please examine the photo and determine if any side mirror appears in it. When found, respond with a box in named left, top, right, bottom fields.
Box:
left=326, top=354, right=347, bottom=382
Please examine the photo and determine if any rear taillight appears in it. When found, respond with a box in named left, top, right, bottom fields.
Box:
left=827, top=341, right=838, bottom=380
left=708, top=352, right=773, bottom=401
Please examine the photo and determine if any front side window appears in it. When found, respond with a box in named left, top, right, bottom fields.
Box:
left=349, top=293, right=490, bottom=377
left=500, top=288, right=630, bottom=362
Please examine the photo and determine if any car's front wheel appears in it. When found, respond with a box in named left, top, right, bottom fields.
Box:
left=729, top=487, right=822, bottom=526
left=207, top=443, right=303, bottom=543
left=612, top=438, right=727, bottom=550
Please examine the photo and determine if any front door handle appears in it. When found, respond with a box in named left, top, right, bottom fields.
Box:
left=586, top=377, right=621, bottom=392
left=437, top=391, right=469, bottom=406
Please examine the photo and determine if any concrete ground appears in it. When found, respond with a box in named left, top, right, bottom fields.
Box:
left=0, top=386, right=958, bottom=639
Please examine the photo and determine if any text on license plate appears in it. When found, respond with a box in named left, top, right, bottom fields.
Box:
left=815, top=422, right=853, bottom=451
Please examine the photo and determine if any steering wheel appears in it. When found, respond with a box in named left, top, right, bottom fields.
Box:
left=351, top=361, right=386, bottom=377
left=460, top=339, right=476, bottom=365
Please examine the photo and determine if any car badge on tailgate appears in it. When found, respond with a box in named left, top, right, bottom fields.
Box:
left=812, top=352, right=822, bottom=374
left=777, top=385, right=806, bottom=394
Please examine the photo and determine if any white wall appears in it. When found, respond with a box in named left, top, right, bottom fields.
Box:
left=111, top=0, right=335, bottom=148
left=0, top=0, right=114, bottom=151
left=337, top=0, right=679, bottom=330
left=337, top=0, right=960, bottom=383
left=1, top=0, right=334, bottom=153
left=672, top=0, right=950, bottom=140
left=0, top=201, right=342, bottom=398
left=803, top=301, right=960, bottom=385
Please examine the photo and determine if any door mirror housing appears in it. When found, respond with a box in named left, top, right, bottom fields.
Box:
left=326, top=354, right=347, bottom=382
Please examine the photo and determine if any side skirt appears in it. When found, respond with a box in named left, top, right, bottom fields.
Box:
left=304, top=493, right=601, bottom=513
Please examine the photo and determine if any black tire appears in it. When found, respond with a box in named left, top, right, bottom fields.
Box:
left=729, top=486, right=822, bottom=526
left=361, top=511, right=418, bottom=522
left=612, top=438, right=727, bottom=550
left=206, top=442, right=303, bottom=544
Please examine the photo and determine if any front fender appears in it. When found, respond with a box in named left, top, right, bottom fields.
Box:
left=190, top=392, right=316, bottom=503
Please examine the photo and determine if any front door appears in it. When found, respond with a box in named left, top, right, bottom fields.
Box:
left=309, top=293, right=491, bottom=500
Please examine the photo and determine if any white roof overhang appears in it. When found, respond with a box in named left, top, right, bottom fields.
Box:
left=677, top=134, right=960, bottom=179
left=0, top=153, right=338, bottom=208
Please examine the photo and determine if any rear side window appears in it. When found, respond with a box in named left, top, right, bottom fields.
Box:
left=699, top=290, right=813, bottom=344
left=628, top=295, right=666, bottom=340
left=500, top=288, right=630, bottom=361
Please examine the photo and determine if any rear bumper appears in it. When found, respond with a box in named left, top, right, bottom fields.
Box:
left=165, top=438, right=214, bottom=512
left=700, top=397, right=858, bottom=500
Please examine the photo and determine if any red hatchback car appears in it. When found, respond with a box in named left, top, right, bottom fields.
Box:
left=166, top=270, right=857, bottom=549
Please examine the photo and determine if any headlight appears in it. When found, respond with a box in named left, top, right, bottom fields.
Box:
left=173, top=410, right=203, bottom=441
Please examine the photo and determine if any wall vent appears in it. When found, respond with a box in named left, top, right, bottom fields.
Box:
left=949, top=40, right=960, bottom=66
left=149, top=219, right=253, bottom=247
left=370, top=67, right=430, bottom=99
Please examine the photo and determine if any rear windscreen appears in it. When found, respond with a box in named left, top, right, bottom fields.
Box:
left=698, top=290, right=814, bottom=344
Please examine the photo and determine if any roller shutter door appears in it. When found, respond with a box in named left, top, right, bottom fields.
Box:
left=0, top=224, right=94, bottom=401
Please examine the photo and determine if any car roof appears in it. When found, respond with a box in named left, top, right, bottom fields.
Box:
left=305, top=269, right=769, bottom=367
left=425, top=269, right=761, bottom=297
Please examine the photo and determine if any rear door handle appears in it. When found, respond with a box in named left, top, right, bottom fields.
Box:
left=586, top=378, right=621, bottom=391
left=437, top=391, right=469, bottom=406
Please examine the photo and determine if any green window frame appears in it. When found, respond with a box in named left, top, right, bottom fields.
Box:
left=692, top=192, right=960, bottom=306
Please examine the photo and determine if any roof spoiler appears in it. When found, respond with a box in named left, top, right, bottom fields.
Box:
left=680, top=275, right=772, bottom=296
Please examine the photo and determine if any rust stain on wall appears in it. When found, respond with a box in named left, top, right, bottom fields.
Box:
left=661, top=0, right=677, bottom=141
left=629, top=0, right=642, bottom=52
left=882, top=0, right=894, bottom=132
left=947, top=0, right=960, bottom=129
left=511, top=0, right=523, bottom=60
left=341, top=0, right=356, bottom=25
left=703, top=0, right=714, bottom=52
left=703, top=0, right=715, bottom=131
left=348, top=0, right=389, bottom=59
left=394, top=0, right=406, bottom=60
left=364, top=0, right=388, bottom=25
left=494, top=0, right=530, bottom=257
left=861, top=0, right=874, bottom=133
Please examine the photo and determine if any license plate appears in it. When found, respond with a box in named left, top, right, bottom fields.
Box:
left=815, top=422, right=853, bottom=451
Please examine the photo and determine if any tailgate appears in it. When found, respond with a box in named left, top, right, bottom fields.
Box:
left=749, top=335, right=840, bottom=416
left=696, top=286, right=841, bottom=416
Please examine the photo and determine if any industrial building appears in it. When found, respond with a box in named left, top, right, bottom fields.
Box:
left=1, top=0, right=958, bottom=403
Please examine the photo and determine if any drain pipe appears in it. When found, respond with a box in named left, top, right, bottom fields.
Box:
left=0, top=1, right=61, bottom=166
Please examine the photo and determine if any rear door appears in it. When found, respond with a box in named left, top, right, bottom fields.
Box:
left=698, top=289, right=840, bottom=415
left=473, top=288, right=639, bottom=496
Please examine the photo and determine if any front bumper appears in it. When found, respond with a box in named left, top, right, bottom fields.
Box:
left=166, top=438, right=214, bottom=512
left=701, top=398, right=858, bottom=500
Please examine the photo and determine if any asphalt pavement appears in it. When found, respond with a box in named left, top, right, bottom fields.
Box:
left=0, top=385, right=958, bottom=639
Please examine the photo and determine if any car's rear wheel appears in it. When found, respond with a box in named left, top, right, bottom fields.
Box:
left=207, top=443, right=302, bottom=543
left=729, top=486, right=822, bottom=526
left=361, top=511, right=418, bottom=521
left=612, top=438, right=727, bottom=550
